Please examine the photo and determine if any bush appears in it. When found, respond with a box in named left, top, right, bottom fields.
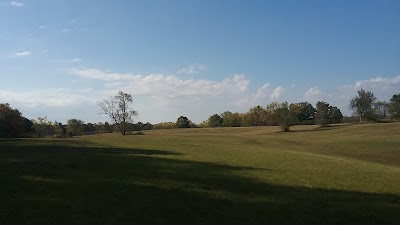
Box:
left=131, top=131, right=145, bottom=135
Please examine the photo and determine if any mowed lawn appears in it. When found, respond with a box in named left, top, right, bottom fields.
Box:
left=1, top=123, right=400, bottom=225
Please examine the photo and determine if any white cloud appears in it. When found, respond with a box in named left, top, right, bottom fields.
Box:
left=15, top=51, right=31, bottom=57
left=71, top=58, right=81, bottom=62
left=304, top=87, right=320, bottom=98
left=62, top=28, right=70, bottom=32
left=71, top=68, right=250, bottom=98
left=354, top=75, right=400, bottom=89
left=300, top=86, right=335, bottom=106
left=270, top=86, right=285, bottom=100
left=49, top=58, right=82, bottom=63
left=252, top=83, right=269, bottom=99
left=71, top=68, right=138, bottom=81
left=39, top=25, right=48, bottom=29
left=0, top=88, right=96, bottom=108
left=177, top=64, right=206, bottom=74
left=10, top=1, right=24, bottom=7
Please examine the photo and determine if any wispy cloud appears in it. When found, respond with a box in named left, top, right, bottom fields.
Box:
left=177, top=64, right=206, bottom=74
left=303, top=87, right=321, bottom=100
left=39, top=25, right=48, bottom=29
left=301, top=86, right=331, bottom=105
left=0, top=88, right=96, bottom=108
left=354, top=75, right=400, bottom=89
left=71, top=58, right=81, bottom=62
left=61, top=28, right=70, bottom=32
left=10, top=1, right=24, bottom=7
left=71, top=68, right=250, bottom=97
left=71, top=68, right=138, bottom=81
left=49, top=58, right=82, bottom=63
left=252, top=83, right=269, bottom=99
left=15, top=51, right=31, bottom=57
left=270, top=86, right=285, bottom=100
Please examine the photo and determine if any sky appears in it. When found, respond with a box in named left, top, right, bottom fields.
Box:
left=1, top=0, right=399, bottom=124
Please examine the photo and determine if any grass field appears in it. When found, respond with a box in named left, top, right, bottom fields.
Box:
left=1, top=123, right=400, bottom=224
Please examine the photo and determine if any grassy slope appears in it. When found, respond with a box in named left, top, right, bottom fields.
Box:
left=1, top=123, right=400, bottom=224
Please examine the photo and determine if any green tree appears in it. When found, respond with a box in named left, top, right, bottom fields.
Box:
left=0, top=103, right=24, bottom=137
left=266, top=102, right=280, bottom=126
left=350, top=89, right=377, bottom=122
left=84, top=123, right=95, bottom=133
left=239, top=113, right=254, bottom=127
left=388, top=93, right=400, bottom=120
left=176, top=116, right=190, bottom=128
left=221, top=111, right=241, bottom=127
left=276, top=102, right=296, bottom=132
left=22, top=117, right=34, bottom=134
left=316, top=102, right=343, bottom=126
left=247, top=106, right=268, bottom=126
left=143, top=122, right=154, bottom=130
left=328, top=106, right=343, bottom=124
left=290, top=102, right=316, bottom=124
left=104, top=122, right=113, bottom=133
left=98, top=91, right=138, bottom=135
left=316, top=101, right=330, bottom=127
left=67, top=119, right=84, bottom=136
left=374, top=101, right=389, bottom=119
left=54, top=122, right=66, bottom=138
left=94, top=122, right=105, bottom=134
left=32, top=117, right=55, bottom=137
left=208, top=114, right=223, bottom=127
left=153, top=122, right=177, bottom=129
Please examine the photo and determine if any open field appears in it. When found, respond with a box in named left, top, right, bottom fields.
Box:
left=1, top=123, right=400, bottom=224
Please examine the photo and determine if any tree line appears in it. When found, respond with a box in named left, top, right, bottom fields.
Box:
left=193, top=101, right=343, bottom=132
left=1, top=89, right=399, bottom=137
left=168, top=89, right=400, bottom=132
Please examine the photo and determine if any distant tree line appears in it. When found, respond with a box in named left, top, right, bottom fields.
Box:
left=194, top=101, right=343, bottom=132
left=1, top=89, right=399, bottom=137
left=172, top=89, right=400, bottom=132
left=0, top=103, right=154, bottom=138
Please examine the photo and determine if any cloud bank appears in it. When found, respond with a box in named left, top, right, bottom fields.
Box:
left=2, top=65, right=399, bottom=123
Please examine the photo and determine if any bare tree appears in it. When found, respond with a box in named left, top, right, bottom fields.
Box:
left=98, top=91, right=138, bottom=135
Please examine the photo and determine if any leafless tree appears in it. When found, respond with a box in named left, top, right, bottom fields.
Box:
left=98, top=91, right=138, bottom=135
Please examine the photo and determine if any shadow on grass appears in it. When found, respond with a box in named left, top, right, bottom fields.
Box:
left=0, top=139, right=399, bottom=225
left=289, top=124, right=352, bottom=133
left=0, top=138, right=182, bottom=156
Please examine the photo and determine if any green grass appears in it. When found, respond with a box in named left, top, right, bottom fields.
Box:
left=1, top=123, right=400, bottom=224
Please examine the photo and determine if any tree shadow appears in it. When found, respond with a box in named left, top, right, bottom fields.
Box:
left=0, top=139, right=399, bottom=225
left=289, top=124, right=351, bottom=133
left=0, top=138, right=182, bottom=156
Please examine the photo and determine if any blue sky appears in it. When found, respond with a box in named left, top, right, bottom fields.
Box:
left=1, top=0, right=399, bottom=123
